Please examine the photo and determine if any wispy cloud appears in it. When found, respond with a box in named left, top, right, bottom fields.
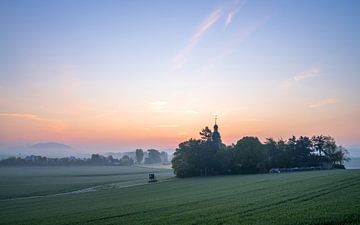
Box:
left=0, top=112, right=66, bottom=132
left=225, top=0, right=247, bottom=27
left=173, top=7, right=223, bottom=70
left=204, top=15, right=270, bottom=67
left=293, top=68, right=321, bottom=81
left=149, top=101, right=167, bottom=112
left=0, top=113, right=45, bottom=121
left=283, top=67, right=321, bottom=88
left=308, top=98, right=338, bottom=108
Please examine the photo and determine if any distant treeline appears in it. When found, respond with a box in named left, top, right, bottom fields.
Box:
left=0, top=149, right=169, bottom=166
left=0, top=154, right=134, bottom=166
left=172, top=127, right=350, bottom=178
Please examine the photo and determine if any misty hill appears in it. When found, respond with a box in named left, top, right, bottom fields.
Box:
left=27, top=142, right=74, bottom=157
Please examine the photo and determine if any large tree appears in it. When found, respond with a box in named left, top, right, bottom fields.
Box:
left=145, top=149, right=162, bottom=164
left=172, top=139, right=203, bottom=177
left=160, top=151, right=168, bottom=162
left=135, top=149, right=144, bottom=164
left=264, top=138, right=286, bottom=168
left=234, top=136, right=267, bottom=173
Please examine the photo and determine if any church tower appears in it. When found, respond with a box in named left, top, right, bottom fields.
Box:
left=211, top=116, right=222, bottom=149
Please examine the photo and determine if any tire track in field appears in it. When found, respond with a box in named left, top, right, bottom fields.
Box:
left=71, top=174, right=360, bottom=225
left=209, top=176, right=360, bottom=223
left=148, top=173, right=351, bottom=213
left=0, top=177, right=175, bottom=201
left=154, top=175, right=360, bottom=224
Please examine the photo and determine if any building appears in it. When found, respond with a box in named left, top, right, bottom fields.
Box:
left=211, top=117, right=222, bottom=149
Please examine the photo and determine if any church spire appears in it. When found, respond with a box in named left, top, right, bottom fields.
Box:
left=212, top=115, right=221, bottom=149
left=214, top=115, right=219, bottom=131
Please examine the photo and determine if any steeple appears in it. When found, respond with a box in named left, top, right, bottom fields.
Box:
left=212, top=115, right=222, bottom=149
left=214, top=115, right=218, bottom=130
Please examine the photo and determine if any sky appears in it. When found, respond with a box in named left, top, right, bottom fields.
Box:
left=0, top=0, right=359, bottom=153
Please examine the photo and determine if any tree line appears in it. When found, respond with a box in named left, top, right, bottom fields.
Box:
left=171, top=127, right=350, bottom=178
left=0, top=148, right=170, bottom=166
left=0, top=154, right=134, bottom=166
left=135, top=149, right=168, bottom=164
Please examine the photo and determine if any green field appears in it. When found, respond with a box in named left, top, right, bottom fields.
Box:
left=0, top=167, right=359, bottom=225
left=0, top=166, right=173, bottom=199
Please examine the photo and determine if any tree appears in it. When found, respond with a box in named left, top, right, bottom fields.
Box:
left=332, top=146, right=350, bottom=165
left=312, top=135, right=326, bottom=156
left=283, top=136, right=315, bottom=167
left=171, top=126, right=223, bottom=177
left=135, top=149, right=144, bottom=164
left=199, top=126, right=212, bottom=142
left=90, top=154, right=107, bottom=165
left=145, top=149, right=162, bottom=164
left=294, top=136, right=314, bottom=166
left=160, top=151, right=168, bottom=162
left=265, top=138, right=283, bottom=168
left=172, top=139, right=203, bottom=177
left=320, top=137, right=350, bottom=166
left=199, top=138, right=219, bottom=175
left=216, top=145, right=236, bottom=174
left=234, top=137, right=266, bottom=173
left=120, top=155, right=134, bottom=166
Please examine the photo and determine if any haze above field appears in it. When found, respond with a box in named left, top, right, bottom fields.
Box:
left=0, top=0, right=359, bottom=153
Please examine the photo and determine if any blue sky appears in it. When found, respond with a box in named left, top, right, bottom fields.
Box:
left=0, top=0, right=359, bottom=152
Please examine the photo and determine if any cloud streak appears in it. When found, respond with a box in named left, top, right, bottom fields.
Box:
left=0, top=113, right=45, bottom=121
left=173, top=7, right=223, bottom=70
left=293, top=68, right=321, bottom=81
left=0, top=112, right=66, bottom=132
left=283, top=67, right=321, bottom=88
left=308, top=98, right=338, bottom=108
left=225, top=0, right=247, bottom=27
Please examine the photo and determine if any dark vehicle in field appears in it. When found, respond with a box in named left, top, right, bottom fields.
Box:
left=148, top=173, right=157, bottom=183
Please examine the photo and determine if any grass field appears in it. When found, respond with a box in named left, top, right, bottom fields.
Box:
left=0, top=167, right=359, bottom=225
left=0, top=166, right=174, bottom=199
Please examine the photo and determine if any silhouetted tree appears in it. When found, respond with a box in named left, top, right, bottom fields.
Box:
left=172, top=139, right=203, bottom=177
left=120, top=155, right=134, bottom=166
left=265, top=138, right=283, bottom=168
left=145, top=149, right=162, bottom=164
left=332, top=146, right=350, bottom=165
left=160, top=151, right=168, bottom=162
left=135, top=149, right=144, bottom=164
left=216, top=145, right=236, bottom=174
left=199, top=126, right=212, bottom=142
left=234, top=137, right=267, bottom=173
left=293, top=136, right=314, bottom=166
left=312, top=135, right=327, bottom=156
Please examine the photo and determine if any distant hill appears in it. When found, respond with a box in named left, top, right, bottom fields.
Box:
left=27, top=142, right=74, bottom=157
